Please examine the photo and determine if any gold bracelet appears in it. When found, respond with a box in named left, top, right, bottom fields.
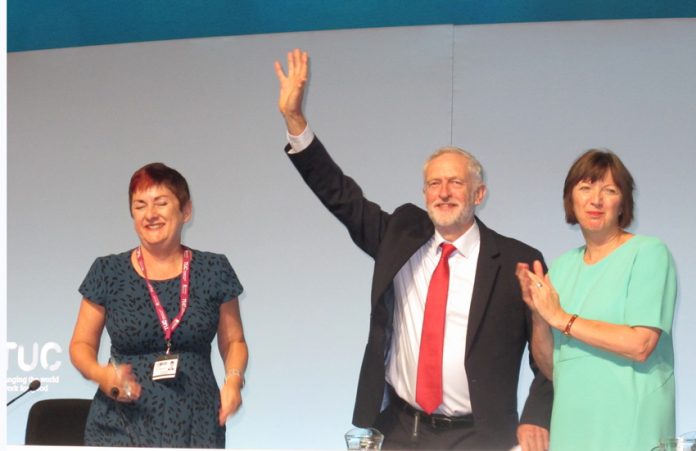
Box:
left=563, top=314, right=579, bottom=336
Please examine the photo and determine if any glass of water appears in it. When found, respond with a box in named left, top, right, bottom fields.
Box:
left=344, top=427, right=384, bottom=450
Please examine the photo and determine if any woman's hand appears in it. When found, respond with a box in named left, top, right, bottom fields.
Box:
left=99, top=362, right=142, bottom=403
left=217, top=299, right=248, bottom=425
left=516, top=262, right=537, bottom=311
left=218, top=377, right=243, bottom=426
left=517, top=260, right=570, bottom=331
left=70, top=298, right=141, bottom=403
left=517, top=261, right=556, bottom=379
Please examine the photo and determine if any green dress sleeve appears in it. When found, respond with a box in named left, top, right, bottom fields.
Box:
left=625, top=238, right=677, bottom=332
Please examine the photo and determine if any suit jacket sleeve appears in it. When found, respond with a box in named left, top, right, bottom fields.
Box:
left=520, top=348, right=554, bottom=427
left=286, top=136, right=390, bottom=258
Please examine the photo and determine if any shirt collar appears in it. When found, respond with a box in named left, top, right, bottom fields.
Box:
left=432, top=222, right=481, bottom=259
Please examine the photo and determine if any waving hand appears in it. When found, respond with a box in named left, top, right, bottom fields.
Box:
left=274, top=48, right=309, bottom=135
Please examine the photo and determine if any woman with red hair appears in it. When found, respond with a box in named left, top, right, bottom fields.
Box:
left=70, top=162, right=247, bottom=447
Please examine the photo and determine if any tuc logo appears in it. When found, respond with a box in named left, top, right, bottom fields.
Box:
left=7, top=342, right=62, bottom=371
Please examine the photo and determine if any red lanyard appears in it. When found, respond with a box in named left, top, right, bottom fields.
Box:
left=135, top=246, right=192, bottom=354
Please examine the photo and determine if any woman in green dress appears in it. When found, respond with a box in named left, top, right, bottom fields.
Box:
left=516, top=149, right=677, bottom=450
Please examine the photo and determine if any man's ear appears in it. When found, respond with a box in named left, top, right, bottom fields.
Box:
left=474, top=184, right=487, bottom=206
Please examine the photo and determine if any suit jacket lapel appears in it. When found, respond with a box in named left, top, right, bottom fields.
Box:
left=465, top=218, right=501, bottom=357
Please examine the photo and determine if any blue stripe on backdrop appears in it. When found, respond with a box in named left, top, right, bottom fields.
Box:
left=8, top=0, right=696, bottom=52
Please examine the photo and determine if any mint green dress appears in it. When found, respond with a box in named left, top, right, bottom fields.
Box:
left=548, top=235, right=677, bottom=451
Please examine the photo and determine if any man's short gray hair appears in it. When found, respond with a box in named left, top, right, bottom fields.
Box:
left=423, top=146, right=485, bottom=186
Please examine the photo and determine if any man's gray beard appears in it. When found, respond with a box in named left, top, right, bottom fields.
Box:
left=427, top=207, right=469, bottom=230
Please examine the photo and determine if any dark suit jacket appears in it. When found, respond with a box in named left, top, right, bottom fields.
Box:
left=287, top=137, right=552, bottom=448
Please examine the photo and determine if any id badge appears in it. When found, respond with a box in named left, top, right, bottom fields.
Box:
left=152, top=354, right=179, bottom=381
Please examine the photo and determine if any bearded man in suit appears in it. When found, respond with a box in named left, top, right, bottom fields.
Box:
left=274, top=49, right=552, bottom=451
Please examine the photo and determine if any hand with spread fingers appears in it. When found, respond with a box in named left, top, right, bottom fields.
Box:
left=274, top=48, right=309, bottom=135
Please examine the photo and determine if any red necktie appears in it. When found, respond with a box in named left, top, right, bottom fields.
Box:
left=416, top=242, right=457, bottom=414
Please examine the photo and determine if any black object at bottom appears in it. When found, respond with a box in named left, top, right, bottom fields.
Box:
left=25, top=398, right=92, bottom=445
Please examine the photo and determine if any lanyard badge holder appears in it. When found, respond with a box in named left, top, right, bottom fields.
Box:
left=153, top=342, right=179, bottom=381
left=136, top=246, right=191, bottom=382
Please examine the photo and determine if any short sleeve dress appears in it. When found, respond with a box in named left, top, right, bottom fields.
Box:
left=78, top=248, right=243, bottom=448
left=548, top=235, right=677, bottom=450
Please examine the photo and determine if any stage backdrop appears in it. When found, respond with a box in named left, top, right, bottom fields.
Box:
left=5, top=19, right=695, bottom=448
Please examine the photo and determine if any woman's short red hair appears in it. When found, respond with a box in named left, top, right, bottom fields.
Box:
left=129, top=163, right=190, bottom=213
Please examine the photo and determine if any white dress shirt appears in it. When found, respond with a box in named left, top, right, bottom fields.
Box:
left=386, top=226, right=480, bottom=416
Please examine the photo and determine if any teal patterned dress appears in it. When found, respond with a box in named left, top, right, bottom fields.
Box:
left=79, top=249, right=243, bottom=448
